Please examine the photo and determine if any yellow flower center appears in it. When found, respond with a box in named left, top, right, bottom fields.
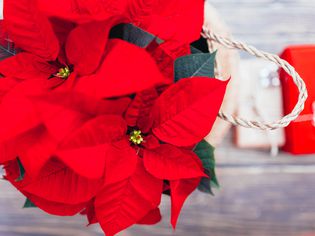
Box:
left=129, top=130, right=144, bottom=145
left=55, top=66, right=71, bottom=79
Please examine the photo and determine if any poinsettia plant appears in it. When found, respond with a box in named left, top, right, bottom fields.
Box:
left=0, top=0, right=228, bottom=235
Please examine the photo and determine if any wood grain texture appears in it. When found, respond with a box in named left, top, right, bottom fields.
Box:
left=210, top=0, right=315, bottom=54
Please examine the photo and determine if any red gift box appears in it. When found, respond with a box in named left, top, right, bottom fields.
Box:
left=280, top=46, right=315, bottom=155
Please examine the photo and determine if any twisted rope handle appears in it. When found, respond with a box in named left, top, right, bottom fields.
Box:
left=201, top=27, right=308, bottom=130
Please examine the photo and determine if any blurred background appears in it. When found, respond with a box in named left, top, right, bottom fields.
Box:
left=1, top=0, right=315, bottom=236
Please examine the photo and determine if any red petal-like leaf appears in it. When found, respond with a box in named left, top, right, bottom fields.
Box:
left=137, top=208, right=162, bottom=225
left=49, top=18, right=76, bottom=50
left=37, top=0, right=85, bottom=23
left=95, top=160, right=163, bottom=236
left=66, top=18, right=120, bottom=76
left=152, top=78, right=228, bottom=146
left=49, top=18, right=76, bottom=65
left=0, top=77, right=19, bottom=101
left=0, top=53, right=57, bottom=80
left=103, top=139, right=138, bottom=184
left=74, top=39, right=167, bottom=98
left=4, top=0, right=60, bottom=60
left=56, top=116, right=137, bottom=180
left=126, top=0, right=157, bottom=24
left=146, top=40, right=190, bottom=82
left=2, top=125, right=57, bottom=175
left=142, top=135, right=160, bottom=150
left=143, top=0, right=204, bottom=44
left=32, top=91, right=131, bottom=118
left=38, top=0, right=126, bottom=24
left=125, top=88, right=158, bottom=132
left=170, top=177, right=201, bottom=228
left=144, top=144, right=205, bottom=180
left=4, top=160, right=86, bottom=216
left=26, top=194, right=87, bottom=216
left=58, top=115, right=126, bottom=148
left=20, top=159, right=103, bottom=205
left=0, top=88, right=41, bottom=142
left=31, top=95, right=90, bottom=143
left=82, top=200, right=98, bottom=225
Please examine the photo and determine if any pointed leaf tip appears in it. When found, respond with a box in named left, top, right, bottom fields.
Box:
left=174, top=52, right=216, bottom=82
left=152, top=78, right=228, bottom=147
left=194, top=140, right=220, bottom=193
left=15, top=158, right=25, bottom=182
left=23, top=198, right=37, bottom=208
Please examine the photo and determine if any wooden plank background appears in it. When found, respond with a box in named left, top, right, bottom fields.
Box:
left=211, top=0, right=315, bottom=54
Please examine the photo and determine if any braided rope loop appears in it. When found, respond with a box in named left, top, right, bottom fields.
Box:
left=202, top=27, right=308, bottom=130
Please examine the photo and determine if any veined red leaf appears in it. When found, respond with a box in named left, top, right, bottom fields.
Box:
left=31, top=96, right=91, bottom=143
left=37, top=0, right=84, bottom=23
left=103, top=139, right=138, bottom=184
left=4, top=159, right=87, bottom=216
left=32, top=92, right=131, bottom=118
left=81, top=200, right=98, bottom=226
left=152, top=78, right=228, bottom=146
left=142, top=0, right=204, bottom=44
left=0, top=88, right=41, bottom=143
left=0, top=53, right=57, bottom=80
left=142, top=135, right=160, bottom=150
left=170, top=177, right=201, bottom=228
left=37, top=0, right=124, bottom=23
left=21, top=159, right=102, bottom=205
left=125, top=88, right=158, bottom=133
left=137, top=208, right=162, bottom=225
left=0, top=77, right=82, bottom=144
left=49, top=18, right=76, bottom=50
left=25, top=193, right=87, bottom=216
left=19, top=129, right=56, bottom=178
left=23, top=194, right=87, bottom=216
left=143, top=144, right=205, bottom=180
left=95, top=160, right=163, bottom=236
left=146, top=40, right=190, bottom=82
left=4, top=0, right=60, bottom=60
left=2, top=125, right=57, bottom=176
left=74, top=39, right=167, bottom=98
left=58, top=115, right=126, bottom=149
left=0, top=77, right=19, bottom=101
left=56, top=115, right=137, bottom=180
left=66, top=18, right=121, bottom=76
left=49, top=18, right=76, bottom=65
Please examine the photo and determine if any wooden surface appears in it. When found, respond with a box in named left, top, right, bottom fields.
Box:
left=211, top=0, right=315, bottom=54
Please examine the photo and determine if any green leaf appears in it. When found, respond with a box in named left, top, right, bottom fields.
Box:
left=194, top=140, right=215, bottom=170
left=15, top=158, right=25, bottom=182
left=190, top=46, right=202, bottom=54
left=122, top=24, right=156, bottom=48
left=23, top=198, right=37, bottom=208
left=206, top=169, right=220, bottom=189
left=174, top=51, right=216, bottom=82
left=194, top=140, right=220, bottom=194
left=198, top=177, right=214, bottom=195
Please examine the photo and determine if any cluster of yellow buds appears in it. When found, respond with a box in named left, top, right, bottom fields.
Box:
left=55, top=66, right=71, bottom=79
left=129, top=130, right=144, bottom=145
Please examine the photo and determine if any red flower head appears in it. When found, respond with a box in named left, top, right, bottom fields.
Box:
left=0, top=1, right=228, bottom=236
left=0, top=0, right=169, bottom=169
